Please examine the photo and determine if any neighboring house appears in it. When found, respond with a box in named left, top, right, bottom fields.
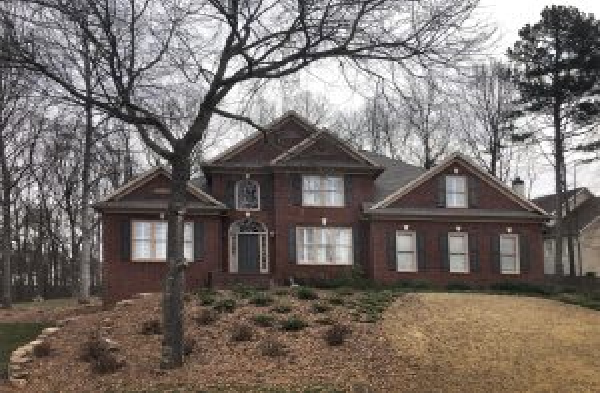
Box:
left=533, top=188, right=600, bottom=276
left=95, top=112, right=549, bottom=303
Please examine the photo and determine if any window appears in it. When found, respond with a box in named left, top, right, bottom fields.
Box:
left=396, top=231, right=417, bottom=272
left=500, top=234, right=519, bottom=274
left=446, top=175, right=467, bottom=208
left=448, top=233, right=469, bottom=273
left=235, top=179, right=259, bottom=210
left=297, top=227, right=352, bottom=265
left=302, top=175, right=344, bottom=207
left=132, top=221, right=193, bottom=261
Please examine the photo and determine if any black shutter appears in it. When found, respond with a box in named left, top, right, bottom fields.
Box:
left=121, top=220, right=131, bottom=261
left=344, top=175, right=353, bottom=206
left=352, top=224, right=361, bottom=266
left=439, top=233, right=449, bottom=271
left=468, top=176, right=479, bottom=208
left=194, top=221, right=204, bottom=261
left=417, top=232, right=426, bottom=272
left=491, top=235, right=500, bottom=273
left=290, top=174, right=302, bottom=206
left=519, top=233, right=530, bottom=273
left=289, top=226, right=297, bottom=264
left=386, top=231, right=396, bottom=271
left=260, top=177, right=273, bottom=209
left=469, top=233, right=479, bottom=272
left=436, top=176, right=446, bottom=207
left=225, top=180, right=236, bottom=208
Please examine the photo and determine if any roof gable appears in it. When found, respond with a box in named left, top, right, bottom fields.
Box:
left=371, top=153, right=547, bottom=215
left=99, top=167, right=225, bottom=207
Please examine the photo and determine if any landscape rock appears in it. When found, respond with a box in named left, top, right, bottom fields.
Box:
left=9, top=378, right=27, bottom=388
left=41, top=327, right=60, bottom=336
left=116, top=299, right=134, bottom=307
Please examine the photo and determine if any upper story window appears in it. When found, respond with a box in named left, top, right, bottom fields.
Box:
left=302, top=175, right=344, bottom=207
left=236, top=179, right=260, bottom=210
left=131, top=221, right=193, bottom=262
left=500, top=234, right=520, bottom=274
left=446, top=175, right=467, bottom=208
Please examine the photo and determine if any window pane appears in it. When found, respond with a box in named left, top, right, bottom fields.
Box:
left=500, top=237, right=515, bottom=255
left=133, top=240, right=152, bottom=259
left=397, top=252, right=415, bottom=271
left=450, top=254, right=468, bottom=272
left=334, top=246, right=352, bottom=264
left=303, top=176, right=320, bottom=191
left=184, top=242, right=193, bottom=261
left=449, top=235, right=466, bottom=253
left=303, top=191, right=318, bottom=205
left=133, top=222, right=152, bottom=240
left=155, top=241, right=167, bottom=260
left=155, top=222, right=167, bottom=241
left=184, top=223, right=193, bottom=242
left=396, top=234, right=414, bottom=252
left=501, top=256, right=516, bottom=272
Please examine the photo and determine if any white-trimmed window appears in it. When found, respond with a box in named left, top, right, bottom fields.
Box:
left=500, top=234, right=520, bottom=274
left=297, top=227, right=352, bottom=265
left=396, top=231, right=417, bottom=272
left=446, top=175, right=467, bottom=208
left=302, top=175, right=344, bottom=207
left=132, top=221, right=193, bottom=261
left=448, top=232, right=469, bottom=273
left=235, top=179, right=260, bottom=210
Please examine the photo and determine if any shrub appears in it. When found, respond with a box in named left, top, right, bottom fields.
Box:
left=197, top=288, right=217, bottom=305
left=249, top=292, right=274, bottom=307
left=80, top=334, right=109, bottom=362
left=213, top=298, right=236, bottom=313
left=311, top=303, right=330, bottom=314
left=394, top=279, right=432, bottom=290
left=273, top=289, right=289, bottom=296
left=184, top=337, right=197, bottom=356
left=232, top=284, right=258, bottom=299
left=294, top=287, right=319, bottom=300
left=280, top=315, right=308, bottom=331
left=445, top=282, right=473, bottom=291
left=33, top=340, right=52, bottom=357
left=92, top=350, right=125, bottom=374
left=230, top=323, right=254, bottom=342
left=315, top=317, right=335, bottom=325
left=328, top=296, right=345, bottom=305
left=585, top=271, right=597, bottom=278
left=251, top=314, right=276, bottom=327
left=324, top=324, right=351, bottom=346
left=194, top=309, right=219, bottom=326
left=489, top=281, right=552, bottom=295
left=140, top=319, right=162, bottom=335
left=362, top=312, right=380, bottom=323
left=271, top=304, right=292, bottom=314
left=258, top=337, right=286, bottom=357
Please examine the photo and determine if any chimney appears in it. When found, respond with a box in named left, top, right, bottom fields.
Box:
left=512, top=177, right=525, bottom=197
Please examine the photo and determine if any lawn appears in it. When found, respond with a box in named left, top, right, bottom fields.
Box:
left=0, top=322, right=48, bottom=380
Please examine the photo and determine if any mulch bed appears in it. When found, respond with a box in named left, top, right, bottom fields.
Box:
left=21, top=289, right=412, bottom=392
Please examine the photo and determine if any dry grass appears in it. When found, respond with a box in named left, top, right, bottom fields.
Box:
left=382, top=292, right=600, bottom=393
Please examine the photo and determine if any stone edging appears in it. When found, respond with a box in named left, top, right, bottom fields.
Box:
left=6, top=293, right=153, bottom=389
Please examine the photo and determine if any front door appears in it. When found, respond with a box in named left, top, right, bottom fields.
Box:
left=238, top=234, right=260, bottom=273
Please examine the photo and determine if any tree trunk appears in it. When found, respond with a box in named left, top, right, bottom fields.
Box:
left=1, top=129, right=12, bottom=308
left=79, top=30, right=93, bottom=304
left=563, top=163, right=576, bottom=276
left=161, top=153, right=190, bottom=369
left=553, top=99, right=564, bottom=276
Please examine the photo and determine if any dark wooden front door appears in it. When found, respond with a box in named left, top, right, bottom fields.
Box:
left=238, top=234, right=260, bottom=273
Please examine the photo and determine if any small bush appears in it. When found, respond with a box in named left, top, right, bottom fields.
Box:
left=230, top=323, right=254, bottom=342
left=324, top=324, right=351, bottom=346
left=194, top=309, right=219, bottom=326
left=80, top=334, right=109, bottom=362
left=328, top=296, right=345, bottom=305
left=140, top=319, right=162, bottom=335
left=251, top=314, right=276, bottom=327
left=315, top=317, right=335, bottom=325
left=271, top=304, right=292, bottom=314
left=92, top=350, right=125, bottom=374
left=362, top=312, right=380, bottom=323
left=273, top=289, right=289, bottom=296
left=280, top=315, right=308, bottom=331
left=295, top=287, right=319, bottom=300
left=249, top=292, right=274, bottom=307
left=489, top=281, right=552, bottom=295
left=184, top=337, right=197, bottom=356
left=311, top=303, right=330, bottom=314
left=33, top=341, right=52, bottom=357
left=197, top=288, right=217, bottom=305
left=232, top=284, right=258, bottom=299
left=213, top=298, right=236, bottom=313
left=585, top=271, right=597, bottom=278
left=445, top=282, right=473, bottom=291
left=258, top=337, right=286, bottom=357
left=394, top=279, right=432, bottom=290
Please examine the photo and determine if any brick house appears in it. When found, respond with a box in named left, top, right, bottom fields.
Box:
left=95, top=112, right=550, bottom=303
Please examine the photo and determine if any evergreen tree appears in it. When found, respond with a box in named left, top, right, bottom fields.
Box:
left=507, top=5, right=600, bottom=276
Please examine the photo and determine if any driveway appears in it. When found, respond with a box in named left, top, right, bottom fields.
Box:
left=382, top=293, right=600, bottom=393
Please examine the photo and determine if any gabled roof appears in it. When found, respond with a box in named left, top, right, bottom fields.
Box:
left=532, top=187, right=591, bottom=213
left=370, top=152, right=548, bottom=215
left=96, top=166, right=225, bottom=208
left=542, top=196, right=600, bottom=235
left=208, top=111, right=319, bottom=164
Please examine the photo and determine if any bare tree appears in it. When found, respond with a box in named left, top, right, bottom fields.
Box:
left=2, top=0, right=492, bottom=366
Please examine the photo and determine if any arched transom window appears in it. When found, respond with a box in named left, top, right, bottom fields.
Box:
left=235, top=179, right=260, bottom=210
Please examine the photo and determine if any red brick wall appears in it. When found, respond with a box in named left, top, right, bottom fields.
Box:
left=101, top=212, right=222, bottom=304
left=369, top=220, right=545, bottom=285
left=389, top=161, right=524, bottom=210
